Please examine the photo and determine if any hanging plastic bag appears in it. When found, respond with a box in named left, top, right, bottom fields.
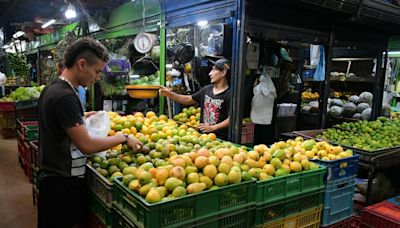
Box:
left=251, top=67, right=277, bottom=125
left=85, top=111, right=110, bottom=158
left=313, top=45, right=325, bottom=81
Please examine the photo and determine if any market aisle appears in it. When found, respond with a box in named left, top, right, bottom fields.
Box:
left=0, top=138, right=36, bottom=228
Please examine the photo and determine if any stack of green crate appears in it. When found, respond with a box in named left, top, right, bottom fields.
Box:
left=254, top=166, right=326, bottom=227
left=87, top=165, right=114, bottom=227
left=112, top=176, right=256, bottom=228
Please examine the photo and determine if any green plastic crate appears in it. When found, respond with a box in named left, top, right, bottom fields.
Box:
left=114, top=201, right=254, bottom=228
left=255, top=166, right=326, bottom=204
left=113, top=206, right=137, bottom=228
left=86, top=164, right=113, bottom=208
left=88, top=191, right=113, bottom=228
left=24, top=125, right=38, bottom=141
left=254, top=189, right=324, bottom=225
left=112, top=177, right=256, bottom=228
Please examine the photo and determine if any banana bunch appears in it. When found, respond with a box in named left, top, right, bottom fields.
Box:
left=302, top=91, right=319, bottom=100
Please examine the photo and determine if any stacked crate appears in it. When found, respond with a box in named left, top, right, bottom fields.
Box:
left=360, top=200, right=400, bottom=228
left=16, top=120, right=38, bottom=181
left=86, top=165, right=114, bottom=228
left=253, top=167, right=326, bottom=227
left=15, top=99, right=39, bottom=180
left=112, top=176, right=256, bottom=228
left=316, top=155, right=360, bottom=227
left=0, top=102, right=16, bottom=139
left=29, top=141, right=39, bottom=206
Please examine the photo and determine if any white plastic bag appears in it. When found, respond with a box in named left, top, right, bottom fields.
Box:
left=251, top=67, right=277, bottom=125
left=85, top=111, right=110, bottom=158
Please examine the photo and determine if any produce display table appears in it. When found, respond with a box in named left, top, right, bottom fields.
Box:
left=293, top=129, right=400, bottom=205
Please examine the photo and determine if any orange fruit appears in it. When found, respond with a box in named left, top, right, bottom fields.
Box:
left=130, top=127, right=137, bottom=135
left=208, top=133, right=217, bottom=141
left=108, top=130, right=116, bottom=136
left=134, top=112, right=144, bottom=118
left=122, top=128, right=131, bottom=135
left=159, top=115, right=168, bottom=121
left=146, top=111, right=156, bottom=119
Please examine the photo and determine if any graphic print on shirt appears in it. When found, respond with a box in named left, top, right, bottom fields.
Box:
left=203, top=95, right=224, bottom=125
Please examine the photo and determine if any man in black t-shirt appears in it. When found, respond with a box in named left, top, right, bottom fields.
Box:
left=37, top=38, right=142, bottom=228
left=160, top=59, right=230, bottom=140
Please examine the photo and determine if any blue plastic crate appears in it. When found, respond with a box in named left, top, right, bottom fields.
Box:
left=386, top=195, right=400, bottom=207
left=312, top=155, right=359, bottom=182
left=321, top=176, right=356, bottom=226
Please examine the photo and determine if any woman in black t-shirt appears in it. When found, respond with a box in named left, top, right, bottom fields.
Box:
left=160, top=59, right=231, bottom=140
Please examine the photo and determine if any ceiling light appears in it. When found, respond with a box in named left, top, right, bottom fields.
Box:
left=197, top=20, right=208, bottom=27
left=12, top=31, right=25, bottom=39
left=41, top=19, right=56, bottom=29
left=65, top=3, right=77, bottom=19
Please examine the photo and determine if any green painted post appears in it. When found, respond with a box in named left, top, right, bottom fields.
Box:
left=159, top=19, right=166, bottom=115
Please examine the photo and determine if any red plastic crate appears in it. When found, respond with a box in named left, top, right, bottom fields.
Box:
left=361, top=201, right=400, bottom=228
left=349, top=216, right=360, bottom=228
left=241, top=122, right=254, bottom=144
left=354, top=200, right=367, bottom=217
left=322, top=216, right=359, bottom=228
left=0, top=102, right=15, bottom=112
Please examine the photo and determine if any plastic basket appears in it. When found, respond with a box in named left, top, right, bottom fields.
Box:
left=15, top=99, right=38, bottom=110
left=17, top=120, right=38, bottom=141
left=22, top=141, right=32, bottom=181
left=86, top=164, right=113, bottom=208
left=0, top=102, right=15, bottom=112
left=88, top=191, right=113, bottom=227
left=29, top=141, right=39, bottom=169
left=321, top=176, right=356, bottom=226
left=386, top=195, right=400, bottom=207
left=312, top=155, right=359, bottom=182
left=255, top=205, right=323, bottom=228
left=23, top=125, right=38, bottom=141
left=361, top=201, right=400, bottom=228
left=349, top=216, right=361, bottom=228
left=32, top=185, right=39, bottom=206
left=112, top=207, right=137, bottom=228
left=255, top=166, right=326, bottom=204
left=31, top=165, right=39, bottom=188
left=254, top=189, right=324, bottom=225
left=321, top=215, right=360, bottom=228
left=112, top=177, right=256, bottom=228
left=241, top=122, right=254, bottom=145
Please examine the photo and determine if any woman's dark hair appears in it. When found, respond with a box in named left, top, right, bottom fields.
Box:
left=64, top=37, right=109, bottom=68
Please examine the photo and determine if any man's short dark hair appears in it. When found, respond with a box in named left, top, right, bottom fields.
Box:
left=64, top=37, right=109, bottom=68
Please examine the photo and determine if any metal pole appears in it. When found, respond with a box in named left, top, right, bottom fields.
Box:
left=371, top=46, right=387, bottom=120
left=320, top=28, right=334, bottom=128
left=229, top=0, right=246, bottom=143
left=159, top=16, right=166, bottom=115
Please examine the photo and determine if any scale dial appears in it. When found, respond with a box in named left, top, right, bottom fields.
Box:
left=133, top=33, right=155, bottom=54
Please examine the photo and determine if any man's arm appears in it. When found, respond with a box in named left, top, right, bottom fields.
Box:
left=65, top=125, right=142, bottom=154
left=199, top=117, right=230, bottom=133
left=159, top=86, right=197, bottom=105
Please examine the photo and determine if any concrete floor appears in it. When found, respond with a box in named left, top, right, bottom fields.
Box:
left=0, top=138, right=36, bottom=228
